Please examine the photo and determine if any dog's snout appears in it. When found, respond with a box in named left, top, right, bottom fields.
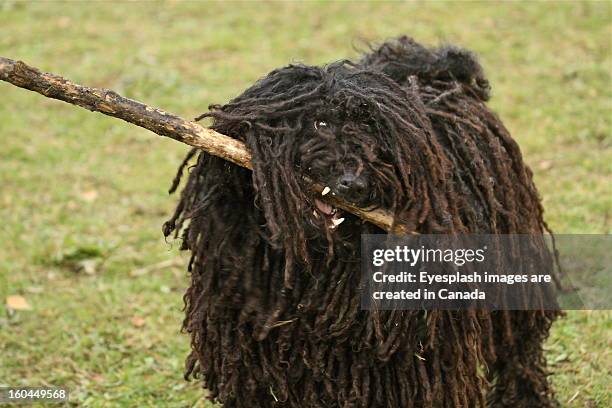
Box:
left=335, top=173, right=368, bottom=203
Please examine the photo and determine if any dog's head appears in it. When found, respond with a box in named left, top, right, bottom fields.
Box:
left=198, top=62, right=446, bottom=261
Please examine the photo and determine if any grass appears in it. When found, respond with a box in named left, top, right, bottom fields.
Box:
left=0, top=1, right=610, bottom=406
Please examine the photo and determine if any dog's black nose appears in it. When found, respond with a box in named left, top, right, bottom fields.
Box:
left=335, top=173, right=368, bottom=204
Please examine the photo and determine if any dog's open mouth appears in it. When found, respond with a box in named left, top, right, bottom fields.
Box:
left=313, top=198, right=345, bottom=230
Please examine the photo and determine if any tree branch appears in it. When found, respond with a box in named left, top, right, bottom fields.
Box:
left=0, top=56, right=406, bottom=233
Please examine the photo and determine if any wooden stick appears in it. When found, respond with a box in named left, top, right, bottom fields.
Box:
left=0, top=56, right=405, bottom=233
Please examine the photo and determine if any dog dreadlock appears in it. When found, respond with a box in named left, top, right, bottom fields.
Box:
left=164, top=36, right=560, bottom=407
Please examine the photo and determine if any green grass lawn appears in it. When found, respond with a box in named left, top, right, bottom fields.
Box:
left=1, top=1, right=610, bottom=406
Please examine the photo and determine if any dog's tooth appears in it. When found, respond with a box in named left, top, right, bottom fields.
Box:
left=321, top=186, right=331, bottom=196
left=332, top=217, right=345, bottom=227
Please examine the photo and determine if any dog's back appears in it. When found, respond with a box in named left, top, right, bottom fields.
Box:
left=359, top=36, right=490, bottom=101
left=359, top=37, right=546, bottom=234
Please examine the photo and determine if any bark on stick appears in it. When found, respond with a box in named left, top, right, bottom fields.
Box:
left=0, top=56, right=405, bottom=233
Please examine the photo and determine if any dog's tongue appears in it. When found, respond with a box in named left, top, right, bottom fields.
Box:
left=314, top=198, right=333, bottom=215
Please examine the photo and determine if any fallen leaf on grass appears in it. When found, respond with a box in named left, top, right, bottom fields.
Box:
left=538, top=160, right=553, bottom=171
left=550, top=352, right=569, bottom=365
left=90, top=374, right=105, bottom=383
left=6, top=295, right=32, bottom=311
left=76, top=259, right=98, bottom=275
left=79, top=190, right=98, bottom=202
left=131, top=316, right=146, bottom=328
left=57, top=16, right=71, bottom=28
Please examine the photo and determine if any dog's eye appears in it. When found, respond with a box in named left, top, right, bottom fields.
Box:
left=314, top=120, right=328, bottom=130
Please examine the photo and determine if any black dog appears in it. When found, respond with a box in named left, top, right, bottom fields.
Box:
left=165, top=36, right=559, bottom=407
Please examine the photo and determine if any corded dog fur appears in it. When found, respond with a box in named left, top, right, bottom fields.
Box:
left=165, top=36, right=560, bottom=407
